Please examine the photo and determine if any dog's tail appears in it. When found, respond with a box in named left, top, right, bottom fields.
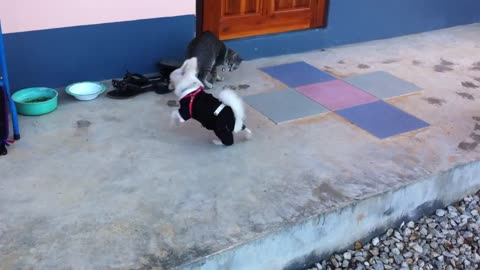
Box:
left=219, top=89, right=245, bottom=133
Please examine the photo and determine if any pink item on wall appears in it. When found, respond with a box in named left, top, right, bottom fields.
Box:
left=1, top=0, right=196, bottom=33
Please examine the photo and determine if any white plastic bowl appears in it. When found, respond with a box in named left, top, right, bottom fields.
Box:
left=66, top=82, right=106, bottom=101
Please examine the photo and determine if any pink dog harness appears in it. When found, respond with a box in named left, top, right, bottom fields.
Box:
left=181, top=86, right=204, bottom=118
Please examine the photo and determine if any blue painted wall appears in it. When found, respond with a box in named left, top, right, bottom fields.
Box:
left=3, top=0, right=480, bottom=90
left=3, top=15, right=195, bottom=91
left=227, top=0, right=480, bottom=59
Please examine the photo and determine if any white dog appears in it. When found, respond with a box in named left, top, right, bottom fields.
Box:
left=169, top=57, right=252, bottom=146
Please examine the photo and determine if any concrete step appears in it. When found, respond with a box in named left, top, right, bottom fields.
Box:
left=180, top=161, right=480, bottom=270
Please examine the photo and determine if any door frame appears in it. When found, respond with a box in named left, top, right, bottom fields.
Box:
left=196, top=0, right=205, bottom=37
left=195, top=0, right=330, bottom=39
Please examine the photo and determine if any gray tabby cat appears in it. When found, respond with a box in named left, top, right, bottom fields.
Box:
left=186, top=31, right=242, bottom=89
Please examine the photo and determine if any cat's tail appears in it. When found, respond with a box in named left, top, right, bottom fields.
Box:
left=218, top=89, right=245, bottom=133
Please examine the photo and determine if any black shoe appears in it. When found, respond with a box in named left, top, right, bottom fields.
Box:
left=107, top=72, right=171, bottom=99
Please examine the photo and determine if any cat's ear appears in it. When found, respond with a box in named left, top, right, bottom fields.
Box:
left=233, top=51, right=242, bottom=62
left=229, top=50, right=242, bottom=62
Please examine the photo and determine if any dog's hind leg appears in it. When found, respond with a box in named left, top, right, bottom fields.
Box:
left=242, top=125, right=252, bottom=140
left=213, top=129, right=234, bottom=146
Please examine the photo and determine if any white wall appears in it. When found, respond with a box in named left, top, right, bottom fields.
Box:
left=1, top=0, right=196, bottom=33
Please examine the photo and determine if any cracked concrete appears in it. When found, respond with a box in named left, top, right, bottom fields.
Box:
left=2, top=23, right=480, bottom=270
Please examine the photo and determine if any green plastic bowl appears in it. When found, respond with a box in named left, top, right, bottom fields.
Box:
left=12, top=87, right=58, bottom=116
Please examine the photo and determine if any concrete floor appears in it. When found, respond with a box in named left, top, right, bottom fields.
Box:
left=2, top=23, right=480, bottom=270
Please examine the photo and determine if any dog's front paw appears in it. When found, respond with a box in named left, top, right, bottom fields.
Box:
left=212, top=139, right=224, bottom=146
left=170, top=110, right=184, bottom=127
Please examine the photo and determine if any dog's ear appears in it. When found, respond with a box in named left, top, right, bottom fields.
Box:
left=169, top=65, right=184, bottom=89
left=183, top=57, right=198, bottom=75
left=177, top=59, right=188, bottom=74
left=177, top=58, right=193, bottom=75
left=168, top=69, right=179, bottom=90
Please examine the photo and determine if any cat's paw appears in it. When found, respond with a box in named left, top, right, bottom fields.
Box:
left=216, top=75, right=225, bottom=82
left=204, top=81, right=214, bottom=89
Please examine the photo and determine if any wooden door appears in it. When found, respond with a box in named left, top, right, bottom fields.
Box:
left=202, top=0, right=327, bottom=40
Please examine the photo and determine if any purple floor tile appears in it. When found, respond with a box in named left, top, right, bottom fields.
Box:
left=296, top=80, right=378, bottom=111
left=259, top=61, right=336, bottom=88
left=336, top=101, right=429, bottom=139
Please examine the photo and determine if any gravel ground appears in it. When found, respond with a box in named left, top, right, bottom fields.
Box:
left=307, top=192, right=480, bottom=270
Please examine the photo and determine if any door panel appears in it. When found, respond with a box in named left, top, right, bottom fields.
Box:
left=224, top=0, right=261, bottom=16
left=275, top=0, right=310, bottom=10
left=245, top=0, right=261, bottom=14
left=203, top=0, right=327, bottom=40
left=294, top=0, right=311, bottom=8
left=224, top=0, right=242, bottom=16
left=275, top=0, right=295, bottom=10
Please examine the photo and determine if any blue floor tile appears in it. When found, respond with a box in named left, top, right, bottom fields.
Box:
left=244, top=89, right=329, bottom=124
left=336, top=101, right=429, bottom=139
left=259, top=61, right=336, bottom=88
left=344, top=71, right=421, bottom=99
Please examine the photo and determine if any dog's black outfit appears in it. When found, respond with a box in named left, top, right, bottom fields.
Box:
left=178, top=87, right=239, bottom=146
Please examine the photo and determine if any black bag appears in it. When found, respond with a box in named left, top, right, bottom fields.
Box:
left=0, top=87, right=9, bottom=155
